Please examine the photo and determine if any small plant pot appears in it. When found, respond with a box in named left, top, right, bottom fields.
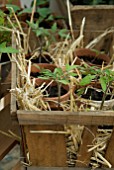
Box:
left=73, top=48, right=110, bottom=66
left=35, top=78, right=70, bottom=110
left=74, top=81, right=114, bottom=110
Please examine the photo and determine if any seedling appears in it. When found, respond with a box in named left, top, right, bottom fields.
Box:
left=78, top=65, right=114, bottom=109
left=39, top=64, right=77, bottom=108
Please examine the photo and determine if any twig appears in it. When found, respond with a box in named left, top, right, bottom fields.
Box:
left=66, top=0, right=74, bottom=40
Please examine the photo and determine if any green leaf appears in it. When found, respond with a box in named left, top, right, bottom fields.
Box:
left=0, top=46, right=19, bottom=53
left=38, top=76, right=50, bottom=80
left=99, top=76, right=107, bottom=92
left=0, top=42, right=6, bottom=48
left=6, top=4, right=20, bottom=13
left=18, top=8, right=32, bottom=15
left=54, top=67, right=63, bottom=75
left=76, top=88, right=85, bottom=96
left=66, top=64, right=77, bottom=71
left=46, top=14, right=54, bottom=21
left=58, top=79, right=69, bottom=85
left=58, top=29, right=69, bottom=38
left=69, top=72, right=77, bottom=77
left=27, top=21, right=38, bottom=30
left=79, top=74, right=96, bottom=86
left=51, top=23, right=57, bottom=33
left=37, top=8, right=51, bottom=18
left=36, top=0, right=49, bottom=6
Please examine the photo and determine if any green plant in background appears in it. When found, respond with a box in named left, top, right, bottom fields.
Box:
left=0, top=10, right=11, bottom=45
left=39, top=64, right=77, bottom=108
left=0, top=42, right=19, bottom=61
left=17, top=0, right=68, bottom=50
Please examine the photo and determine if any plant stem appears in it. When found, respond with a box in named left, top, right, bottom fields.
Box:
left=100, top=81, right=112, bottom=110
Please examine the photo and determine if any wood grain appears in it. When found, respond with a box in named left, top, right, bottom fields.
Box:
left=17, top=110, right=114, bottom=126
left=0, top=105, right=20, bottom=160
left=23, top=125, right=67, bottom=166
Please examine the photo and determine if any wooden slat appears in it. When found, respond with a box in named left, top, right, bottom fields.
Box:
left=17, top=111, right=114, bottom=126
left=11, top=60, right=18, bottom=121
left=71, top=5, right=114, bottom=31
left=104, top=127, right=114, bottom=167
left=23, top=125, right=67, bottom=166
left=0, top=104, right=20, bottom=160
left=12, top=165, right=114, bottom=170
left=27, top=167, right=114, bottom=170
left=76, top=126, right=97, bottom=167
left=0, top=61, right=11, bottom=99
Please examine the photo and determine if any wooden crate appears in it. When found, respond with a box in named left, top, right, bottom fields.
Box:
left=11, top=5, right=114, bottom=169
left=11, top=48, right=114, bottom=169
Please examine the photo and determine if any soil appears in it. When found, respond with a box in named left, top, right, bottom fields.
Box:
left=0, top=53, right=10, bottom=63
left=26, top=54, right=53, bottom=63
left=43, top=85, right=67, bottom=97
left=79, top=56, right=106, bottom=65
left=80, top=88, right=113, bottom=101
left=30, top=72, right=40, bottom=77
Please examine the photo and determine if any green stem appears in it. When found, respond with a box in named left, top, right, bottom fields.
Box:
left=100, top=81, right=112, bottom=110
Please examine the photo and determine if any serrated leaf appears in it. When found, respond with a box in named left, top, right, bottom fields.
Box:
left=79, top=74, right=96, bottom=86
left=99, top=76, right=107, bottom=92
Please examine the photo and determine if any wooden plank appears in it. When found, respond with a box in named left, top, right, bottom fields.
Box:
left=17, top=110, right=114, bottom=126
left=27, top=167, right=114, bottom=170
left=104, top=127, right=114, bottom=167
left=76, top=126, right=97, bottom=167
left=11, top=60, right=18, bottom=121
left=0, top=61, right=11, bottom=99
left=71, top=5, right=114, bottom=31
left=0, top=105, right=20, bottom=160
left=23, top=125, right=67, bottom=166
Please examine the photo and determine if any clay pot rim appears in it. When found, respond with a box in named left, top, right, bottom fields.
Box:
left=74, top=48, right=110, bottom=65
left=35, top=78, right=71, bottom=102
left=30, top=63, right=57, bottom=73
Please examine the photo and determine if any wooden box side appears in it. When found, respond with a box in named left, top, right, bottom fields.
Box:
left=71, top=5, right=114, bottom=31
left=0, top=61, right=11, bottom=99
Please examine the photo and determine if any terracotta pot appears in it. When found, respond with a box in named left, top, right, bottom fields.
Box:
left=73, top=48, right=110, bottom=66
left=35, top=78, right=70, bottom=110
